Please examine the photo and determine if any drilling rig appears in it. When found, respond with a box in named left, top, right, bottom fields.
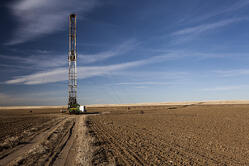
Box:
left=68, top=14, right=80, bottom=114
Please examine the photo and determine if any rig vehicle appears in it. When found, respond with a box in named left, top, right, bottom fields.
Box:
left=68, top=104, right=86, bottom=114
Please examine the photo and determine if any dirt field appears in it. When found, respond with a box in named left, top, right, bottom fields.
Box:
left=87, top=104, right=249, bottom=165
left=0, top=107, right=93, bottom=166
left=0, top=103, right=249, bottom=165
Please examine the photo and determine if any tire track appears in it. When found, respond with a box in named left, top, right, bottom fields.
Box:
left=0, top=116, right=67, bottom=160
left=0, top=116, right=73, bottom=166
left=46, top=121, right=75, bottom=166
left=50, top=115, right=94, bottom=166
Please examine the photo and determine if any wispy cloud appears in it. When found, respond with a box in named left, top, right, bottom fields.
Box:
left=115, top=71, right=189, bottom=80
left=173, top=18, right=247, bottom=36
left=5, top=67, right=67, bottom=85
left=0, top=54, right=66, bottom=69
left=193, top=1, right=249, bottom=23
left=201, top=85, right=246, bottom=91
left=6, top=0, right=99, bottom=45
left=1, top=39, right=138, bottom=70
left=5, top=58, right=147, bottom=85
left=170, top=17, right=248, bottom=45
left=5, top=50, right=187, bottom=85
left=115, top=82, right=170, bottom=85
left=6, top=47, right=244, bottom=85
left=214, top=69, right=249, bottom=77
left=78, top=39, right=139, bottom=64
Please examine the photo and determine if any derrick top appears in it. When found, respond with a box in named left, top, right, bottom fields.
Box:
left=70, top=13, right=76, bottom=18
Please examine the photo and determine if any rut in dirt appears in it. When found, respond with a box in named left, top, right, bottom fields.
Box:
left=0, top=115, right=94, bottom=166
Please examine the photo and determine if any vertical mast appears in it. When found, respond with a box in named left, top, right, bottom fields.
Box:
left=68, top=14, right=77, bottom=108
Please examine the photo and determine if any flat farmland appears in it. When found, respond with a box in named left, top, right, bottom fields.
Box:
left=0, top=108, right=62, bottom=143
left=0, top=107, right=93, bottom=166
left=0, top=103, right=249, bottom=166
left=87, top=104, right=249, bottom=165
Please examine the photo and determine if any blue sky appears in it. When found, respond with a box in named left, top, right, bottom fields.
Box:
left=2, top=0, right=249, bottom=106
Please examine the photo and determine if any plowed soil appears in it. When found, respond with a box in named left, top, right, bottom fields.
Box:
left=87, top=104, right=249, bottom=165
left=0, top=108, right=93, bottom=166
left=1, top=104, right=249, bottom=166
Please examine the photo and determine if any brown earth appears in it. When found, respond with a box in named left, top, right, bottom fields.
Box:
left=87, top=104, right=249, bottom=165
left=0, top=104, right=249, bottom=165
left=0, top=108, right=93, bottom=166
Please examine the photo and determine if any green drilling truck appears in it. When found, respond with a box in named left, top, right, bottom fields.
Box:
left=68, top=104, right=86, bottom=114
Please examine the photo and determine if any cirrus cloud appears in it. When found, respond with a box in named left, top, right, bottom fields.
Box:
left=5, top=59, right=147, bottom=85
left=6, top=0, right=99, bottom=45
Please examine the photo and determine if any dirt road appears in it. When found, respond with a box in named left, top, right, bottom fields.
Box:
left=0, top=113, right=92, bottom=166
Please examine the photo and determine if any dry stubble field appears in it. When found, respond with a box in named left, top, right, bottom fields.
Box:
left=0, top=104, right=249, bottom=165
